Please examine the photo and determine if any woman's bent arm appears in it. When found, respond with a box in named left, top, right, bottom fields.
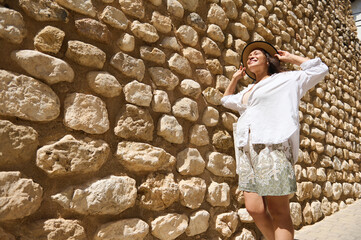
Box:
left=224, top=67, right=246, bottom=96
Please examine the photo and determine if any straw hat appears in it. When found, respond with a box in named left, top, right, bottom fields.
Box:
left=241, top=41, right=279, bottom=80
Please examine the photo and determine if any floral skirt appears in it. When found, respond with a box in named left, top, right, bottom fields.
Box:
left=234, top=135, right=297, bottom=196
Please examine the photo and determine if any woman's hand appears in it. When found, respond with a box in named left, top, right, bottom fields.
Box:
left=224, top=66, right=246, bottom=96
left=232, top=66, right=246, bottom=81
left=275, top=50, right=309, bottom=66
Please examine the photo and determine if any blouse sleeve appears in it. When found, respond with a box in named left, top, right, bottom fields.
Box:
left=221, top=92, right=244, bottom=112
left=297, top=57, right=329, bottom=97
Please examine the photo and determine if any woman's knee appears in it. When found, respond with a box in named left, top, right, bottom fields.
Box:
left=245, top=201, right=267, bottom=217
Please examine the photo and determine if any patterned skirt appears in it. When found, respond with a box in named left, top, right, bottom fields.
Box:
left=234, top=134, right=297, bottom=196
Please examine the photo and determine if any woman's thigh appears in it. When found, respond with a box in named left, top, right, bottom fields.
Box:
left=265, top=195, right=291, bottom=217
left=244, top=191, right=267, bottom=215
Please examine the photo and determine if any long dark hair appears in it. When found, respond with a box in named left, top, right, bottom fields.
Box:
left=258, top=48, right=285, bottom=75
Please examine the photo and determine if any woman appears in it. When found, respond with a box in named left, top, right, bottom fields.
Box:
left=221, top=41, right=328, bottom=240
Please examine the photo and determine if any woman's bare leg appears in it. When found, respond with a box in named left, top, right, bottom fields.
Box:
left=244, top=192, right=275, bottom=240
left=266, top=195, right=294, bottom=240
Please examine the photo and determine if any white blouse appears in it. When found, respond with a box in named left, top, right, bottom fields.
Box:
left=221, top=57, right=329, bottom=163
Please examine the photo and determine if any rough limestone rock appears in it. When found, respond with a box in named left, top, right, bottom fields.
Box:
left=195, top=68, right=213, bottom=85
left=223, top=49, right=240, bottom=67
left=311, top=201, right=323, bottom=222
left=202, top=87, right=223, bottom=105
left=157, top=114, right=184, bottom=144
left=212, top=130, right=233, bottom=151
left=66, top=40, right=106, bottom=69
left=186, top=210, right=210, bottom=236
left=140, top=46, right=166, bottom=64
left=189, top=124, right=210, bottom=146
left=117, top=33, right=135, bottom=52
left=206, top=181, right=230, bottom=207
left=115, top=141, right=176, bottom=173
left=0, top=227, right=15, bottom=240
left=207, top=3, right=229, bottom=30
left=86, top=71, right=122, bottom=98
left=94, top=218, right=149, bottom=240
left=172, top=97, right=199, bottom=122
left=55, top=0, right=96, bottom=17
left=0, top=7, right=27, bottom=44
left=233, top=228, right=256, bottom=240
left=99, top=6, right=129, bottom=30
left=202, top=106, right=219, bottom=127
left=207, top=24, right=225, bottom=42
left=0, top=70, right=60, bottom=121
left=131, top=20, right=159, bottom=43
left=36, top=135, right=110, bottom=177
left=201, top=37, right=221, bottom=57
left=215, top=211, right=238, bottom=238
left=34, top=26, right=65, bottom=54
left=167, top=0, right=184, bottom=18
left=178, top=0, right=198, bottom=11
left=152, top=90, right=171, bottom=113
left=119, top=0, right=145, bottom=19
left=63, top=93, right=110, bottom=134
left=160, top=36, right=182, bottom=52
left=237, top=208, right=254, bottom=223
left=182, top=47, right=205, bottom=65
left=221, top=0, right=238, bottom=19
left=20, top=218, right=86, bottom=240
left=149, top=67, right=179, bottom=90
left=151, top=213, right=188, bottom=240
left=123, top=80, right=152, bottom=107
left=302, top=202, right=312, bottom=224
left=151, top=11, right=172, bottom=33
left=296, top=181, right=313, bottom=201
left=290, top=202, right=302, bottom=226
left=114, top=104, right=154, bottom=141
left=168, top=53, right=192, bottom=78
left=0, top=120, right=38, bottom=166
left=221, top=112, right=238, bottom=131
left=138, top=173, right=179, bottom=211
left=332, top=183, right=342, bottom=200
left=111, top=52, right=145, bottom=81
left=187, top=12, right=206, bottom=32
left=51, top=175, right=136, bottom=215
left=19, top=0, right=69, bottom=22
left=179, top=177, right=206, bottom=209
left=176, top=25, right=198, bottom=47
left=75, top=18, right=111, bottom=43
left=177, top=148, right=205, bottom=176
left=0, top=171, right=43, bottom=221
left=179, top=79, right=201, bottom=99
left=11, top=50, right=74, bottom=84
left=147, top=0, right=162, bottom=6
left=207, top=152, right=236, bottom=177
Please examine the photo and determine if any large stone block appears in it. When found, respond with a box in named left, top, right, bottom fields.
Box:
left=215, top=211, right=238, bottom=237
left=66, top=40, right=106, bottom=69
left=99, top=6, right=129, bottom=30
left=111, top=52, right=145, bottom=81
left=34, top=26, right=65, bottom=53
left=179, top=177, right=206, bottom=209
left=172, top=97, right=199, bottom=122
left=157, top=114, right=184, bottom=144
left=123, top=80, right=152, bottom=107
left=186, top=210, right=210, bottom=236
left=86, top=71, right=122, bottom=98
left=131, top=20, right=159, bottom=43
left=207, top=152, right=236, bottom=177
left=206, top=181, right=230, bottom=207
left=0, top=7, right=26, bottom=44
left=56, top=0, right=96, bottom=17
left=119, top=0, right=145, bottom=19
left=75, top=18, right=111, bottom=43
left=20, top=0, right=69, bottom=22
left=176, top=148, right=205, bottom=176
left=151, top=213, right=188, bottom=240
left=149, top=67, right=179, bottom=90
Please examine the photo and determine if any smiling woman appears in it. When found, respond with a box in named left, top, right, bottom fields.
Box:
left=222, top=41, right=329, bottom=240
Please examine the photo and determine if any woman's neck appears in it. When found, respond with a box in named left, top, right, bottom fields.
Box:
left=255, top=71, right=270, bottom=83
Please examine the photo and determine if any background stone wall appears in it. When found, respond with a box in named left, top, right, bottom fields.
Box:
left=0, top=0, right=360, bottom=239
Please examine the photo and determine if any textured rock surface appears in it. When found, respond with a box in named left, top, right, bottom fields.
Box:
left=189, top=124, right=210, bottom=146
left=34, top=26, right=65, bottom=53
left=99, top=6, right=129, bottom=30
left=0, top=172, right=43, bottom=221
left=0, top=227, right=15, bottom=240
left=75, top=18, right=111, bottom=43
left=66, top=40, right=106, bottom=69
left=215, top=211, right=238, bottom=237
left=0, top=7, right=26, bottom=44
left=177, top=148, right=205, bottom=176
left=87, top=71, right=122, bottom=98
left=19, top=0, right=69, bottom=22
left=149, top=67, right=179, bottom=90
left=51, top=175, right=136, bottom=215
left=123, top=80, right=152, bottom=107
left=151, top=213, right=188, bottom=240
left=111, top=52, right=145, bottom=81
left=179, top=177, right=206, bottom=209
left=152, top=90, right=171, bottom=113
left=207, top=152, right=236, bottom=177
left=157, top=114, right=184, bottom=144
left=131, top=20, right=159, bottom=43
left=172, top=97, right=199, bottom=121
left=55, top=0, right=96, bottom=17
left=186, top=210, right=210, bottom=236
left=119, top=0, right=145, bottom=19
left=36, top=135, right=110, bottom=177
left=206, top=181, right=230, bottom=207
left=0, top=70, right=60, bottom=121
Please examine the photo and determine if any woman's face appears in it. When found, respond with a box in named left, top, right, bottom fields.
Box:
left=247, top=49, right=268, bottom=73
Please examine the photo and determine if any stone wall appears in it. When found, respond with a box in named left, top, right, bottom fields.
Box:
left=0, top=0, right=360, bottom=239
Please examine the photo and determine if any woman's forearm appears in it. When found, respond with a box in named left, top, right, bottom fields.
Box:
left=288, top=55, right=309, bottom=66
left=223, top=77, right=238, bottom=96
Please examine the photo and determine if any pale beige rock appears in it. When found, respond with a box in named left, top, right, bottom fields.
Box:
left=303, top=202, right=312, bottom=224
left=139, top=173, right=179, bottom=211
left=176, top=25, right=198, bottom=47
left=116, top=33, right=135, bottom=52
left=87, top=71, right=122, bottom=98
left=172, top=97, right=199, bottom=122
left=235, top=39, right=247, bottom=55
left=119, top=0, right=145, bottom=19
left=178, top=0, right=198, bottom=11
left=215, top=211, right=238, bottom=237
left=290, top=202, right=302, bottom=226
left=179, top=79, right=201, bottom=98
left=237, top=208, right=254, bottom=223
left=55, top=0, right=96, bottom=17
left=0, top=172, right=43, bottom=220
left=207, top=24, right=225, bottom=42
left=207, top=3, right=229, bottom=30
left=316, top=168, right=327, bottom=182
left=222, top=112, right=238, bottom=131
left=168, top=53, right=192, bottom=78
left=195, top=69, right=213, bottom=85
left=206, top=181, right=230, bottom=207
left=66, top=40, right=106, bottom=69
left=189, top=124, right=210, bottom=146
left=207, top=152, right=236, bottom=177
left=296, top=181, right=313, bottom=201
left=131, top=20, right=159, bottom=43
left=114, top=104, right=154, bottom=141
left=313, top=183, right=322, bottom=198
left=36, top=135, right=109, bottom=177
left=19, top=0, right=69, bottom=22
left=20, top=218, right=86, bottom=240
left=343, top=183, right=353, bottom=197
left=140, top=46, right=166, bottom=64
left=152, top=90, right=171, bottom=113
left=0, top=70, right=60, bottom=121
left=95, top=218, right=149, bottom=240
left=179, top=177, right=206, bottom=209
left=0, top=7, right=26, bottom=44
left=149, top=67, right=179, bottom=90
left=160, top=37, right=182, bottom=52
left=321, top=197, right=332, bottom=216
left=311, top=200, right=323, bottom=222
left=167, top=0, right=184, bottom=18
left=332, top=183, right=342, bottom=200
left=157, top=114, right=184, bottom=144
left=307, top=166, right=317, bottom=181
left=123, top=80, right=152, bottom=107
left=115, top=141, right=176, bottom=173
left=233, top=228, right=256, bottom=240
left=223, top=49, right=240, bottom=67
left=221, top=0, right=238, bottom=19
left=187, top=12, right=207, bottom=32
left=99, top=6, right=129, bottom=30
left=146, top=0, right=162, bottom=6
left=182, top=47, right=205, bottom=65
left=75, top=18, right=111, bottom=43
left=201, top=37, right=221, bottom=57
left=11, top=50, right=74, bottom=84
left=331, top=202, right=339, bottom=214
left=202, top=87, right=223, bottom=105
left=177, top=148, right=205, bottom=176
left=212, top=130, right=233, bottom=150
left=256, top=23, right=274, bottom=41
left=186, top=210, right=210, bottom=236
left=202, top=106, right=219, bottom=127
left=111, top=51, right=145, bottom=81
left=0, top=120, right=38, bottom=166
left=151, top=213, right=188, bottom=240
left=0, top=227, right=15, bottom=240
left=323, top=181, right=333, bottom=198
left=231, top=23, right=250, bottom=40
left=63, top=93, right=109, bottom=134
left=34, top=26, right=65, bottom=53
left=151, top=11, right=172, bottom=33
left=52, top=175, right=136, bottom=215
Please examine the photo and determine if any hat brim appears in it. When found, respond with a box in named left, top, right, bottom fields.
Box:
left=241, top=41, right=279, bottom=80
